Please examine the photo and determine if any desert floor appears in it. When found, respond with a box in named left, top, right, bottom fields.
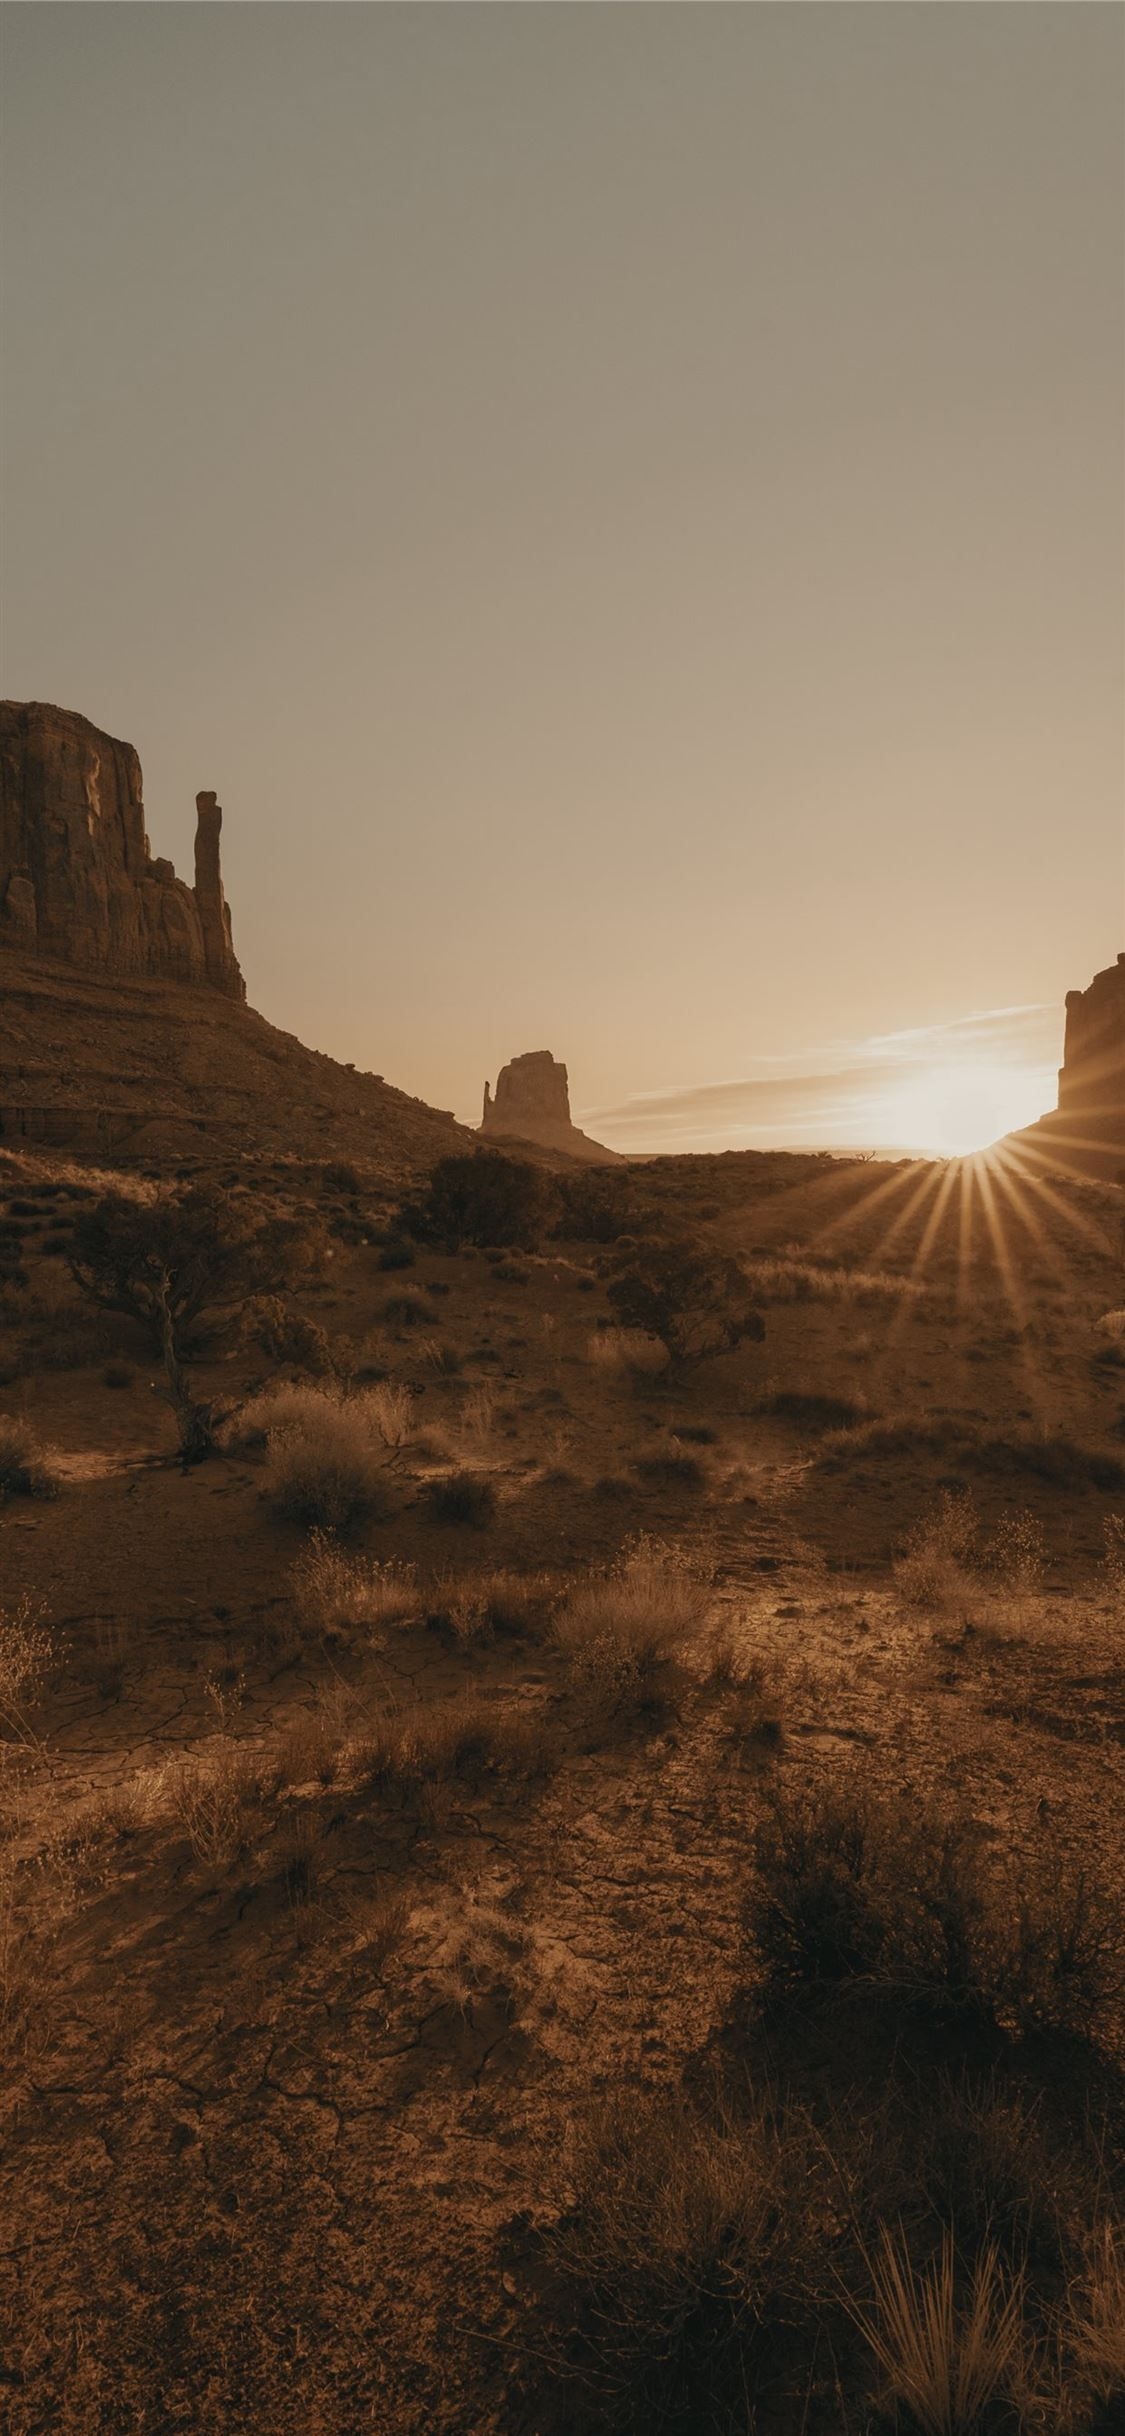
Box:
left=0, top=1142, right=1123, bottom=2434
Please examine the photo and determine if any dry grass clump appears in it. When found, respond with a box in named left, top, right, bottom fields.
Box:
left=742, top=1254, right=919, bottom=1306
left=586, top=1327, right=669, bottom=1378
left=229, top=1380, right=341, bottom=1450
left=0, top=1596, right=54, bottom=1743
left=455, top=1383, right=496, bottom=1456
left=541, top=2090, right=824, bottom=2432
left=553, top=1538, right=711, bottom=1686
left=292, top=1532, right=421, bottom=1644
left=423, top=1469, right=497, bottom=1527
left=848, top=2227, right=1027, bottom=2435
left=631, top=1442, right=710, bottom=1492
left=894, top=1490, right=979, bottom=1610
left=744, top=1775, right=1123, bottom=2041
left=429, top=1567, right=558, bottom=1646
left=1103, top=1514, right=1125, bottom=1593
left=162, top=1742, right=262, bottom=1868
left=267, top=1401, right=394, bottom=1531
left=354, top=1379, right=415, bottom=1446
left=0, top=1414, right=60, bottom=1500
left=1069, top=2223, right=1125, bottom=2400
left=895, top=1493, right=1047, bottom=1611
left=351, top=1692, right=555, bottom=1804
left=1097, top=1309, right=1125, bottom=1340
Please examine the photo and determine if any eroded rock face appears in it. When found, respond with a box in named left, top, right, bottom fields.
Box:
left=481, top=1050, right=618, bottom=1163
left=0, top=701, right=244, bottom=999
left=1057, top=954, right=1125, bottom=1122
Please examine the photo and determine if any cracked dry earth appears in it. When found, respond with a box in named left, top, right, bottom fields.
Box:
left=3, top=1460, right=1125, bottom=2435
left=1, top=1149, right=1125, bottom=2432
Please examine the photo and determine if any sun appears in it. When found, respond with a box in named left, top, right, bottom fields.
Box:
left=878, top=1063, right=1052, bottom=1156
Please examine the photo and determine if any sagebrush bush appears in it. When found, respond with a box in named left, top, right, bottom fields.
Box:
left=400, top=1149, right=556, bottom=1251
left=423, top=1470, right=497, bottom=1527
left=894, top=1490, right=979, bottom=1609
left=267, top=1404, right=394, bottom=1531
left=553, top=1538, right=710, bottom=1684
left=744, top=1776, right=1124, bottom=2040
left=0, top=1415, right=60, bottom=1501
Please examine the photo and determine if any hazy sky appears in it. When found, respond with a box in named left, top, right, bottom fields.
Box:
left=3, top=4, right=1122, bottom=1153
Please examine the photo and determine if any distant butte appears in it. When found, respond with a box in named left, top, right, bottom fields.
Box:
left=1010, top=951, right=1125, bottom=1179
left=481, top=1050, right=620, bottom=1165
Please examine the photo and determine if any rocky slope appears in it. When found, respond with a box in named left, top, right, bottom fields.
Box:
left=0, top=700, right=474, bottom=1181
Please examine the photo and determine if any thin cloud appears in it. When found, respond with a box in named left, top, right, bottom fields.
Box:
left=579, top=1004, right=1062, bottom=1153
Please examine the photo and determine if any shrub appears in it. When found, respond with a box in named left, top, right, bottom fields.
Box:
left=608, top=1239, right=765, bottom=1369
left=352, top=1693, right=554, bottom=1801
left=540, top=2090, right=823, bottom=2433
left=376, top=1238, right=415, bottom=1271
left=229, top=1380, right=342, bottom=1451
left=399, top=1150, right=556, bottom=1251
left=586, top=1327, right=669, bottom=1378
left=757, top=1389, right=868, bottom=1432
left=554, top=1168, right=648, bottom=1243
left=249, top=1295, right=331, bottom=1375
left=553, top=1538, right=710, bottom=1682
left=102, top=1360, right=134, bottom=1389
left=267, top=1405, right=394, bottom=1531
left=380, top=1287, right=432, bottom=1329
left=163, top=1745, right=260, bottom=1868
left=430, top=1567, right=557, bottom=1645
left=0, top=1415, right=59, bottom=1501
left=71, top=1187, right=318, bottom=1459
left=744, top=1776, right=1124, bottom=2040
left=292, top=1533, right=421, bottom=1642
left=632, top=1448, right=709, bottom=1491
left=894, top=1490, right=979, bottom=1609
left=423, top=1470, right=497, bottom=1528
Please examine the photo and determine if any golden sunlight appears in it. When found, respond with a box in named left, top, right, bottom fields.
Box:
left=878, top=1063, right=1052, bottom=1155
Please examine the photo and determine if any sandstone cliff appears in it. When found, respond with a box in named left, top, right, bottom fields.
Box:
left=1011, top=952, right=1124, bottom=1179
left=480, top=1051, right=619, bottom=1165
left=0, top=702, right=243, bottom=998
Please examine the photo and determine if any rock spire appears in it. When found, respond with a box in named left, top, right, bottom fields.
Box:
left=0, top=701, right=244, bottom=999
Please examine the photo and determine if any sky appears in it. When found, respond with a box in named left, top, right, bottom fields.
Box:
left=2, top=3, right=1122, bottom=1156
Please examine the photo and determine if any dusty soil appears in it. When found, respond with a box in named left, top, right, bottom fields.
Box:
left=0, top=1141, right=1123, bottom=2433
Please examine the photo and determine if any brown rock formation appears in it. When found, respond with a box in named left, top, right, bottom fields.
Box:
left=1057, top=954, right=1125, bottom=1124
left=0, top=701, right=244, bottom=999
left=1010, top=952, right=1125, bottom=1178
left=480, top=1050, right=619, bottom=1164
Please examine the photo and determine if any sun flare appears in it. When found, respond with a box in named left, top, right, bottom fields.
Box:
left=878, top=1063, right=1052, bottom=1156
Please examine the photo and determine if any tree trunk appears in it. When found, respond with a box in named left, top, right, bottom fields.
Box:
left=156, top=1273, right=216, bottom=1463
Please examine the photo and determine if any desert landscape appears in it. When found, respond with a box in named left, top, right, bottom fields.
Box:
left=4, top=6, right=1124, bottom=2429
left=0, top=699, right=1124, bottom=2433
